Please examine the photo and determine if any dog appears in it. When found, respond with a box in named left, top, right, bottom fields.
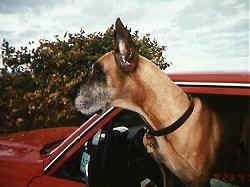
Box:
left=75, top=18, right=223, bottom=186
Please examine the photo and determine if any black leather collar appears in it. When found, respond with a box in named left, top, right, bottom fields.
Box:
left=144, top=95, right=194, bottom=137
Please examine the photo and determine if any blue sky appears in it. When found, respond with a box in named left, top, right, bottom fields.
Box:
left=0, top=0, right=249, bottom=72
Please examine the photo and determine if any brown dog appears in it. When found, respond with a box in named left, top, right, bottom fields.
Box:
left=75, top=18, right=222, bottom=186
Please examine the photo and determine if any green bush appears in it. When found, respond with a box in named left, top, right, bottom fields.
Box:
left=0, top=26, right=170, bottom=133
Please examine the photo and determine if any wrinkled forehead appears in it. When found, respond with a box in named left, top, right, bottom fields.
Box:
left=96, top=51, right=114, bottom=66
left=89, top=51, right=115, bottom=83
left=94, top=51, right=130, bottom=84
left=96, top=51, right=118, bottom=73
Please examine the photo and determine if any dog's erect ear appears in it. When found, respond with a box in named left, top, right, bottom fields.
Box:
left=114, top=18, right=139, bottom=72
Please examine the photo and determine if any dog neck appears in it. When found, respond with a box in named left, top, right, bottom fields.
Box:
left=114, top=56, right=191, bottom=131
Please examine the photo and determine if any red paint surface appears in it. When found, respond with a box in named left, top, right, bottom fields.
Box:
left=0, top=127, right=77, bottom=187
left=0, top=108, right=122, bottom=186
left=29, top=175, right=87, bottom=187
left=169, top=72, right=249, bottom=83
left=169, top=72, right=250, bottom=96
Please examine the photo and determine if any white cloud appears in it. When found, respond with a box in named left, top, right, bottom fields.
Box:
left=0, top=0, right=249, bottom=73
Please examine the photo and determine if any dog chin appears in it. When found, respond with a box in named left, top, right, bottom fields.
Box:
left=75, top=83, right=112, bottom=115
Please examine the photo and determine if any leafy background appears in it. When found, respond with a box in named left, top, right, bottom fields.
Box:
left=0, top=26, right=169, bottom=133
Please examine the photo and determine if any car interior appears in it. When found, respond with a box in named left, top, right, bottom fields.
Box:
left=55, top=109, right=172, bottom=187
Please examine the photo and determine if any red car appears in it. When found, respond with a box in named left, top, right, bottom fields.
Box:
left=0, top=72, right=249, bottom=187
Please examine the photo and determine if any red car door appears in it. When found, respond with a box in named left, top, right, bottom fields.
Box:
left=29, top=175, right=87, bottom=187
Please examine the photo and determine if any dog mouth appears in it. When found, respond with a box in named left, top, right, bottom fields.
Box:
left=75, top=82, right=112, bottom=115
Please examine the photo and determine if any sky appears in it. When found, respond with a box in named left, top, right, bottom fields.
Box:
left=0, top=0, right=249, bottom=73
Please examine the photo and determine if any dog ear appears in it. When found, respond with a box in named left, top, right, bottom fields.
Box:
left=114, top=18, right=139, bottom=73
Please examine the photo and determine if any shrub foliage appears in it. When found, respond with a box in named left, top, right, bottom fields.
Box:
left=0, top=26, right=170, bottom=133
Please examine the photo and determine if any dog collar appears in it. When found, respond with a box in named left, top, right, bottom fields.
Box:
left=144, top=95, right=194, bottom=137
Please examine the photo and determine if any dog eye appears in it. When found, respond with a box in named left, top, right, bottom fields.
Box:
left=92, top=63, right=106, bottom=83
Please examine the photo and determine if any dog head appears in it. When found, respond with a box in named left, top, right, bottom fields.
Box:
left=75, top=18, right=155, bottom=116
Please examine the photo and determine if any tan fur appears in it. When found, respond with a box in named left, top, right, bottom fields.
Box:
left=96, top=52, right=222, bottom=186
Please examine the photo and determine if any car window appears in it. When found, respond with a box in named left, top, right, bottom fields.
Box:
left=53, top=110, right=145, bottom=183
